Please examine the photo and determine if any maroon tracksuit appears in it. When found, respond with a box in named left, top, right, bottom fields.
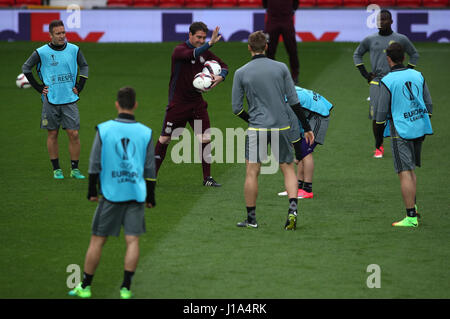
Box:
left=263, top=0, right=300, bottom=83
left=155, top=40, right=228, bottom=180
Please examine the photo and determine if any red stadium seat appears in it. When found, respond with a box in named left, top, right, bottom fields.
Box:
left=14, top=0, right=42, bottom=5
left=238, top=0, right=262, bottom=7
left=211, top=0, right=238, bottom=7
left=316, top=0, right=343, bottom=6
left=107, top=0, right=133, bottom=6
left=159, top=0, right=185, bottom=6
left=185, top=0, right=211, bottom=7
left=134, top=0, right=159, bottom=6
left=422, top=0, right=448, bottom=6
left=396, top=0, right=422, bottom=6
left=343, top=0, right=369, bottom=6
left=0, top=0, right=15, bottom=6
left=368, top=0, right=396, bottom=7
left=299, top=0, right=317, bottom=6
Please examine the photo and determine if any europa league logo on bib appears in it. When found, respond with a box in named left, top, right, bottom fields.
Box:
left=115, top=137, right=136, bottom=161
left=402, top=81, right=419, bottom=102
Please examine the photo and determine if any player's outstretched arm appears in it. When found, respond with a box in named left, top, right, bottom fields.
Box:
left=208, top=26, right=222, bottom=46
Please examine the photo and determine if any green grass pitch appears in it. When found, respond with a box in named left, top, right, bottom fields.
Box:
left=0, top=41, right=449, bottom=299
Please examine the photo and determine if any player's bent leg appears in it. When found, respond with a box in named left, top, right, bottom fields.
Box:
left=66, top=129, right=81, bottom=160
left=392, top=170, right=418, bottom=227
left=69, top=235, right=107, bottom=298
left=244, top=161, right=260, bottom=207
left=280, top=163, right=299, bottom=230
left=66, top=129, right=85, bottom=179
left=155, top=135, right=171, bottom=176
left=279, top=163, right=297, bottom=199
left=84, top=235, right=107, bottom=275
left=197, top=133, right=221, bottom=187
left=47, top=129, right=59, bottom=159
left=298, top=154, right=314, bottom=199
left=237, top=161, right=260, bottom=228
left=120, top=235, right=140, bottom=299
left=124, top=235, right=140, bottom=272
left=398, top=170, right=416, bottom=209
left=47, top=130, right=64, bottom=179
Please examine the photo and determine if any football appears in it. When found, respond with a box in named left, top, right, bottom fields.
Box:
left=193, top=72, right=213, bottom=92
left=16, top=73, right=31, bottom=89
left=203, top=60, right=221, bottom=76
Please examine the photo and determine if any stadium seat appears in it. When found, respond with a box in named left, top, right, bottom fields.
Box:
left=211, top=0, right=238, bottom=7
left=316, top=0, right=343, bottom=6
left=159, top=0, right=185, bottom=6
left=368, top=0, right=396, bottom=7
left=299, top=0, right=317, bottom=6
left=343, top=0, right=369, bottom=6
left=422, top=0, right=448, bottom=6
left=396, top=0, right=422, bottom=6
left=134, top=0, right=159, bottom=6
left=0, top=0, right=15, bottom=6
left=185, top=0, right=211, bottom=6
left=107, top=0, right=133, bottom=6
left=14, top=0, right=42, bottom=5
left=238, top=0, right=262, bottom=7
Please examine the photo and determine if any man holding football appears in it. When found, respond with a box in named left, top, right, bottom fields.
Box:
left=154, top=22, right=228, bottom=187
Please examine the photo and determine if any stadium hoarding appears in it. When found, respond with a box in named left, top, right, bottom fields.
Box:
left=0, top=9, right=448, bottom=43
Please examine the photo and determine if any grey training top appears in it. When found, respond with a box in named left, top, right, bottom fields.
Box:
left=232, top=55, right=299, bottom=129
left=22, top=44, right=89, bottom=78
left=88, top=116, right=156, bottom=181
left=353, top=32, right=419, bottom=78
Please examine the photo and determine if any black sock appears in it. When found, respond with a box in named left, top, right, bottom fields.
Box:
left=51, top=158, right=60, bottom=170
left=406, top=208, right=417, bottom=218
left=298, top=180, right=304, bottom=190
left=71, top=160, right=79, bottom=170
left=288, top=198, right=298, bottom=213
left=81, top=272, right=94, bottom=288
left=303, top=182, right=313, bottom=193
left=121, top=270, right=135, bottom=290
left=373, top=120, right=384, bottom=149
left=246, top=206, right=256, bottom=222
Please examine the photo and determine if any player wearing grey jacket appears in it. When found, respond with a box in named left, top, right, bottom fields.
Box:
left=231, top=31, right=314, bottom=231
left=353, top=9, right=419, bottom=158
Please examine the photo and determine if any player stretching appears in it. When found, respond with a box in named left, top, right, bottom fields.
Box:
left=353, top=9, right=419, bottom=158
left=278, top=86, right=333, bottom=199
left=154, top=22, right=228, bottom=187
